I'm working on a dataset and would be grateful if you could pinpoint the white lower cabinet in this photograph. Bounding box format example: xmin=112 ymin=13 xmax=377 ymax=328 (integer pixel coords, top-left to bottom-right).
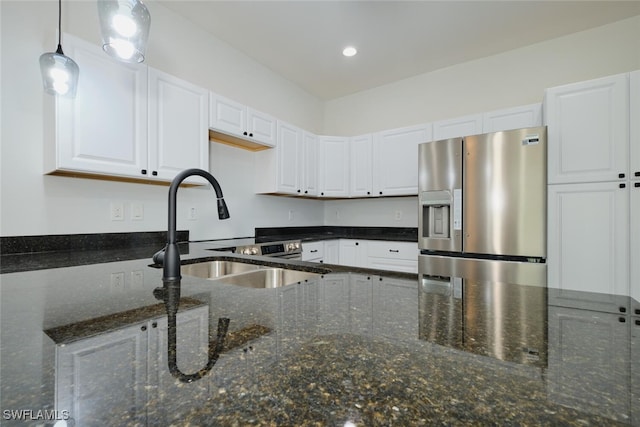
xmin=323 ymin=240 xmax=340 ymax=264
xmin=338 ymin=239 xmax=368 ymax=268
xmin=547 ymin=182 xmax=629 ymax=308
xmin=632 ymin=180 xmax=640 ymax=315
xmin=547 ymin=306 xmax=630 ymax=423
xmin=301 ymin=241 xmax=324 ymax=262
xmin=55 ymin=306 xmax=209 ymax=426
xmin=367 ymin=241 xmax=418 ymax=273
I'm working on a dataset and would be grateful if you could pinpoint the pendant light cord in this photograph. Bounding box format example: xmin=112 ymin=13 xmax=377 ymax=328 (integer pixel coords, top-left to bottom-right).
xmin=55 ymin=0 xmax=64 ymax=55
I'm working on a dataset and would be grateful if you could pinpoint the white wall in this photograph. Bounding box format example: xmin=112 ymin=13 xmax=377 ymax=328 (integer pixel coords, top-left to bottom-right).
xmin=0 ymin=0 xmax=323 ymax=240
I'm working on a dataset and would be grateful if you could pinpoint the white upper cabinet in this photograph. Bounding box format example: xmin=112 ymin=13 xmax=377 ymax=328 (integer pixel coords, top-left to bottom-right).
xmin=373 ymin=124 xmax=432 ymax=196
xmin=318 ymin=136 xmax=350 ymax=197
xmin=482 ymin=103 xmax=542 ymax=133
xmin=148 ymin=68 xmax=209 ymax=184
xmin=44 ymin=34 xmax=148 ymax=178
xmin=209 ymin=93 xmax=276 ymax=148
xmin=631 ymin=70 xmax=640 ymax=180
xmin=302 ymin=131 xmax=319 ymax=196
xmin=255 ymin=121 xmax=304 ymax=195
xmin=545 ymin=73 xmax=629 ymax=184
xmin=277 ymin=121 xmax=303 ymax=194
xmin=350 ymin=134 xmax=374 ymax=197
xmin=432 ymin=114 xmax=483 ymax=140
xmin=44 ymin=34 xmax=209 ymax=184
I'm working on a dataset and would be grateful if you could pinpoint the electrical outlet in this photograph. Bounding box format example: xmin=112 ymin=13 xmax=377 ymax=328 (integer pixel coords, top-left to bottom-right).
xmin=131 ymin=202 xmax=144 ymax=220
xmin=131 ymin=270 xmax=144 ymax=289
xmin=110 ymin=202 xmax=124 ymax=221
xmin=288 ymin=210 xmax=294 ymax=221
xmin=188 ymin=207 xmax=197 ymax=220
xmin=110 ymin=272 xmax=125 ymax=292
xmin=394 ymin=210 xmax=402 ymax=221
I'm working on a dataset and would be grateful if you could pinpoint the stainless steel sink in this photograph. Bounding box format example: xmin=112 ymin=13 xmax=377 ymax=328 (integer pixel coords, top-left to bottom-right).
xmin=219 ymin=268 xmax=319 ymax=289
xmin=181 ymin=260 xmax=261 ymax=279
xmin=181 ymin=260 xmax=320 ymax=289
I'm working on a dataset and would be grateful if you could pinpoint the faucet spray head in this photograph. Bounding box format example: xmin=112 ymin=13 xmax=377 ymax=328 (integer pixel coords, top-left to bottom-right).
xmin=217 ymin=198 xmax=230 ymax=220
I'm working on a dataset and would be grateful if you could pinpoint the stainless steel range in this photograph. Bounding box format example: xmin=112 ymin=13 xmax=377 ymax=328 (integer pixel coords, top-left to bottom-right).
xmin=206 ymin=238 xmax=302 ymax=260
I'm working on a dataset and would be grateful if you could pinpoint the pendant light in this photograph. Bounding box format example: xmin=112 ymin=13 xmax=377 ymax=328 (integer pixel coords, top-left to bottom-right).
xmin=97 ymin=0 xmax=150 ymax=63
xmin=39 ymin=0 xmax=79 ymax=98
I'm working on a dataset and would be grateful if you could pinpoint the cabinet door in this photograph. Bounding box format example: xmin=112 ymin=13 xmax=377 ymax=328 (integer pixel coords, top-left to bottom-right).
xmin=482 ymin=103 xmax=542 ymax=133
xmin=547 ymin=182 xmax=629 ymax=301
xmin=247 ymin=108 xmax=277 ymax=147
xmin=323 ymin=240 xmax=340 ymax=264
xmin=302 ymin=132 xmax=318 ymax=196
xmin=276 ymin=122 xmax=302 ymax=194
xmin=338 ymin=240 xmax=367 ymax=268
xmin=545 ymin=73 xmax=629 ymax=184
xmin=148 ymin=68 xmax=209 ymax=184
xmin=432 ymin=114 xmax=483 ymax=140
xmin=350 ymin=134 xmax=373 ymax=197
xmin=209 ymin=93 xmax=246 ymax=137
xmin=55 ymin=324 xmax=148 ymax=426
xmin=318 ymin=136 xmax=349 ymax=197
xmin=367 ymin=241 xmax=419 ymax=273
xmin=547 ymin=306 xmax=630 ymax=422
xmin=301 ymin=241 xmax=324 ymax=262
xmin=631 ymin=70 xmax=640 ymax=180
xmin=45 ymin=34 xmax=148 ymax=178
xmin=631 ymin=181 xmax=640 ymax=314
xmin=373 ymin=124 xmax=431 ymax=196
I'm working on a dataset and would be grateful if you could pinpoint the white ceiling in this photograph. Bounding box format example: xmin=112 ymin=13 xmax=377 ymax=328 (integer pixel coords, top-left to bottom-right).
xmin=158 ymin=1 xmax=640 ymax=100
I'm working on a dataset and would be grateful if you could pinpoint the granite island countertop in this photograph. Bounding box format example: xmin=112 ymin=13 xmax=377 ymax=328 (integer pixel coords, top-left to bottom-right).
xmin=1 ymin=242 xmax=638 ymax=426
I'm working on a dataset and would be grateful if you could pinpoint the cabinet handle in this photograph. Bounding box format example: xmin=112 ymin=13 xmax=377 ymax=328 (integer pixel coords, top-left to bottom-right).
xmin=635 ymin=171 xmax=640 ymax=177
xmin=355 ymin=242 xmax=359 ymax=246
xmin=249 ymin=133 xmax=253 ymax=137
xmin=310 ymin=249 xmax=318 ymax=253
xmin=243 ymin=131 xmax=248 ymax=136
xmin=305 ymin=190 xmax=308 ymax=194
xmin=379 ymin=191 xmax=383 ymax=195
xmin=141 ymin=169 xmax=147 ymax=175
xmin=297 ymin=189 xmax=301 ymax=193
xmin=389 ymin=249 xmax=399 ymax=253
xmin=321 ymin=192 xmax=324 ymax=196
xmin=619 ymin=306 xmax=627 ymax=313
xmin=367 ymin=191 xmax=370 ymax=195
xmin=618 ymin=317 xmax=626 ymax=323
xmin=619 ymin=183 xmax=626 ymax=189
xmin=635 ymin=308 xmax=640 ymax=315
xmin=618 ymin=173 xmax=625 ymax=179
xmin=636 ymin=319 xmax=640 ymax=326
xmin=141 ymin=325 xmax=147 ymax=331
xmin=635 ymin=182 xmax=640 ymax=188
xmin=152 ymin=171 xmax=158 ymax=176
xmin=152 ymin=322 xmax=158 ymax=328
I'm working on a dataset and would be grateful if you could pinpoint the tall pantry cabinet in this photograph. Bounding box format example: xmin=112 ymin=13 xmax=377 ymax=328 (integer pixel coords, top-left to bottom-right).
xmin=546 ymin=71 xmax=639 ymax=311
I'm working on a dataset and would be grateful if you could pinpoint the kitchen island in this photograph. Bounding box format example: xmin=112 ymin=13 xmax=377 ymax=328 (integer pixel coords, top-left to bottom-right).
xmin=1 ymin=242 xmax=637 ymax=426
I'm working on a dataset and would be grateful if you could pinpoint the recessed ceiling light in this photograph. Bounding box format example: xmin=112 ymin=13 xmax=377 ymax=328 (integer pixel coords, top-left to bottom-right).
xmin=342 ymin=46 xmax=357 ymax=57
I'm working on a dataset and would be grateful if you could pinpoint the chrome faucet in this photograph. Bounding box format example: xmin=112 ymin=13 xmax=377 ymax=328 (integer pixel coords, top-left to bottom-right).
xmin=153 ymin=168 xmax=230 ymax=282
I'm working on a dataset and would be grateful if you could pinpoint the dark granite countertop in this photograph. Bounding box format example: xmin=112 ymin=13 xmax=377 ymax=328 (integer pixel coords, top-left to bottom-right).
xmin=1 ymin=241 xmax=638 ymax=426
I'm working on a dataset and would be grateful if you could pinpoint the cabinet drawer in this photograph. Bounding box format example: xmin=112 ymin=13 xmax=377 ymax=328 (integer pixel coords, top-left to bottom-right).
xmin=367 ymin=241 xmax=418 ymax=260
xmin=302 ymin=241 xmax=324 ymax=261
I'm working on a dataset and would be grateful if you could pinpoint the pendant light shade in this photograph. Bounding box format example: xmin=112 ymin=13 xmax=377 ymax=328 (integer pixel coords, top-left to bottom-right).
xmin=39 ymin=0 xmax=79 ymax=98
xmin=98 ymin=0 xmax=150 ymax=63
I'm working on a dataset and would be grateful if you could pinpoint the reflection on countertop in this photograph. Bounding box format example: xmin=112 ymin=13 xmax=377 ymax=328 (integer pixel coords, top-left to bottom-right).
xmin=0 ymin=242 xmax=638 ymax=426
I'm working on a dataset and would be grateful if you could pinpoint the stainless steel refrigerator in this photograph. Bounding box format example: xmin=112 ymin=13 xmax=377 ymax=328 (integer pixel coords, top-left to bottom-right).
xmin=418 ymin=126 xmax=547 ymax=286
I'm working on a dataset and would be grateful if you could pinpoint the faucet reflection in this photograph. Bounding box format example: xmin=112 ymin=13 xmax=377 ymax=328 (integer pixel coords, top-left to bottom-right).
xmin=153 ymin=281 xmax=230 ymax=383
xmin=153 ymin=168 xmax=230 ymax=282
